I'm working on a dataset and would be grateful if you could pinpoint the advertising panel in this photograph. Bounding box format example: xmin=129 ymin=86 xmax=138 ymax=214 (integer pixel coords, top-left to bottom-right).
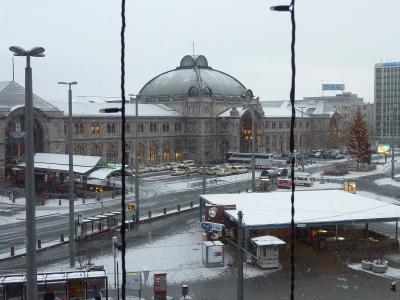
xmin=322 ymin=83 xmax=345 ymax=91
xmin=127 ymin=272 xmax=142 ymax=291
xmin=207 ymin=244 xmax=224 ymax=264
xmin=154 ymin=273 xmax=167 ymax=300
xmin=377 ymin=144 xmax=390 ymax=154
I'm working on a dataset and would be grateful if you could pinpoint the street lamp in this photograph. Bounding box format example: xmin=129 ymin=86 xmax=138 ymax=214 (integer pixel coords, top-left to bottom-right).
xmin=245 ymin=89 xmax=256 ymax=192
xmin=128 ymin=94 xmax=140 ymax=223
xmin=9 ymin=45 xmax=45 ymax=300
xmin=58 ymin=81 xmax=77 ymax=267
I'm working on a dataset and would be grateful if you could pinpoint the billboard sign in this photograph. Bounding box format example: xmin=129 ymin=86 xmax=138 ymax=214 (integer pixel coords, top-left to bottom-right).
xmin=383 ymin=62 xmax=400 ymax=67
xmin=322 ymin=84 xmax=345 ymax=91
xmin=126 ymin=272 xmax=141 ymax=291
xmin=377 ymin=144 xmax=390 ymax=154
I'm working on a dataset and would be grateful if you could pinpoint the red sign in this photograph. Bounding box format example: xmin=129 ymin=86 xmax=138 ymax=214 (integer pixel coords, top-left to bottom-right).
xmin=154 ymin=273 xmax=167 ymax=300
xmin=205 ymin=204 xmax=236 ymax=223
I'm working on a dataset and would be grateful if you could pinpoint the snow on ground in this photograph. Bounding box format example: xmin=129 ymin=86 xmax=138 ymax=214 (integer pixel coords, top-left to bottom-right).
xmin=46 ymin=219 xmax=275 ymax=287
xmin=375 ymin=177 xmax=400 ymax=188
xmin=348 ymin=263 xmax=400 ymax=279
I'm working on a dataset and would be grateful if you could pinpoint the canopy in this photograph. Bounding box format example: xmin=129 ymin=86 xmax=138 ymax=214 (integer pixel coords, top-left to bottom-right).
xmin=201 ymin=190 xmax=400 ymax=229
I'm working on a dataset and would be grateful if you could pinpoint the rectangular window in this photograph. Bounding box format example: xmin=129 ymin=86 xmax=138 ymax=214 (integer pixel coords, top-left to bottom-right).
xmin=91 ymin=123 xmax=101 ymax=134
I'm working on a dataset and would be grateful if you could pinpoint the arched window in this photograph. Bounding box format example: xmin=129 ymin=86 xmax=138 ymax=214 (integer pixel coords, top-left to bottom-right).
xmin=138 ymin=143 xmax=145 ymax=162
xmin=174 ymin=142 xmax=182 ymax=160
xmin=74 ymin=144 xmax=85 ymax=154
xmin=91 ymin=144 xmax=101 ymax=156
xmin=162 ymin=143 xmax=170 ymax=161
xmin=107 ymin=143 xmax=118 ymax=162
xmin=149 ymin=142 xmax=158 ymax=162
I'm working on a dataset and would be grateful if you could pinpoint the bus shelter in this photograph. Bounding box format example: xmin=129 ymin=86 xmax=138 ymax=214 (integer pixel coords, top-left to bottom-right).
xmin=0 ymin=270 xmax=108 ymax=299
xmin=200 ymin=190 xmax=400 ymax=253
xmin=76 ymin=212 xmax=122 ymax=239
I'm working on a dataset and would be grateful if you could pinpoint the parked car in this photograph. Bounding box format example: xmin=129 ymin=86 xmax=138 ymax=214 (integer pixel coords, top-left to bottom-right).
xmin=184 ymin=166 xmax=199 ymax=175
xmin=206 ymin=167 xmax=221 ymax=175
xmin=277 ymin=178 xmax=292 ymax=189
xmin=215 ymin=166 xmax=233 ymax=176
xmin=276 ymin=167 xmax=289 ymax=177
xmin=171 ymin=168 xmax=186 ymax=176
xmin=179 ymin=160 xmax=195 ymax=168
xmin=335 ymin=153 xmax=345 ymax=159
xmin=294 ymin=172 xmax=313 ymax=187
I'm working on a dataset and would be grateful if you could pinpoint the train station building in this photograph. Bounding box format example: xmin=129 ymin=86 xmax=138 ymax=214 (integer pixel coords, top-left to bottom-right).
xmin=0 ymin=54 xmax=347 ymax=182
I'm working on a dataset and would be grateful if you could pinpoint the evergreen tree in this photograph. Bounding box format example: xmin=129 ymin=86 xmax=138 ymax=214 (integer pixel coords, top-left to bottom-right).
xmin=346 ymin=107 xmax=371 ymax=166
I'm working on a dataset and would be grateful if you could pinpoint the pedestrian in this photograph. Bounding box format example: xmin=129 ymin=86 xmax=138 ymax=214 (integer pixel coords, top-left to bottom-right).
xmin=44 ymin=287 xmax=55 ymax=300
xmin=93 ymin=285 xmax=102 ymax=300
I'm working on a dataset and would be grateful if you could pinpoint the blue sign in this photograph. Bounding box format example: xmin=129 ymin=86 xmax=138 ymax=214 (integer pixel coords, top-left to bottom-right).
xmin=201 ymin=222 xmax=224 ymax=232
xmin=383 ymin=62 xmax=400 ymax=67
xmin=322 ymin=84 xmax=345 ymax=91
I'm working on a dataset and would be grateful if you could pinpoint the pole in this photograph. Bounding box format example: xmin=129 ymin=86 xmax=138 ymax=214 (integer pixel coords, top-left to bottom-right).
xmin=391 ymin=142 xmax=395 ymax=179
xmin=112 ymin=236 xmax=117 ymax=288
xmin=25 ymin=55 xmax=38 ymax=300
xmin=237 ymin=210 xmax=243 ymax=300
xmin=117 ymin=261 xmax=120 ymax=300
xmin=68 ymin=84 xmax=75 ymax=267
xmin=135 ymin=96 xmax=139 ymax=223
xmin=251 ymin=104 xmax=255 ymax=192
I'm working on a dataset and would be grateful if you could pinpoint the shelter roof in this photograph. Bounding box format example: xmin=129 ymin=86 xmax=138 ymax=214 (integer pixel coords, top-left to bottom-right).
xmin=201 ymin=190 xmax=400 ymax=229
xmin=18 ymin=153 xmax=103 ymax=174
xmin=251 ymin=235 xmax=286 ymax=246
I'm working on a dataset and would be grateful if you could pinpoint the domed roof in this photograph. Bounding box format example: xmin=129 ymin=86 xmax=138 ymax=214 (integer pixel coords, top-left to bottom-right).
xmin=139 ymin=55 xmax=246 ymax=98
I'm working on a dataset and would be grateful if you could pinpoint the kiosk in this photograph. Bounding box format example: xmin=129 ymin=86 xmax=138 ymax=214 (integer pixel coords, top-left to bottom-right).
xmin=251 ymin=235 xmax=286 ymax=269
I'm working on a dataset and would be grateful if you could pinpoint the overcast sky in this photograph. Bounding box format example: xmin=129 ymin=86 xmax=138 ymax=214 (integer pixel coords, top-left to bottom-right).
xmin=1 ymin=0 xmax=399 ymax=103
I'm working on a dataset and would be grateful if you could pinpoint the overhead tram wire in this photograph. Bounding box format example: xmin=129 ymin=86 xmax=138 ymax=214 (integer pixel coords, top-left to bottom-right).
xmin=120 ymin=0 xmax=127 ymax=299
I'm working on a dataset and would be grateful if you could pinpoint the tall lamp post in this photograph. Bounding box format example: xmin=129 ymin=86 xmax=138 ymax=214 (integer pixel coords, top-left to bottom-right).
xmin=129 ymin=94 xmax=140 ymax=223
xmin=245 ymin=89 xmax=256 ymax=191
xmin=9 ymin=45 xmax=45 ymax=300
xmin=58 ymin=81 xmax=77 ymax=267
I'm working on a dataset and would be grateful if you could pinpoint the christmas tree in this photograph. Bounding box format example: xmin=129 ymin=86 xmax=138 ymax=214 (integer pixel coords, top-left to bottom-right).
xmin=346 ymin=107 xmax=371 ymax=167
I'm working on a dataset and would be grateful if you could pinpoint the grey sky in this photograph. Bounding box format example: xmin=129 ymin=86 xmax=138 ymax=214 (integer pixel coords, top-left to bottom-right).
xmin=1 ymin=0 xmax=399 ymax=103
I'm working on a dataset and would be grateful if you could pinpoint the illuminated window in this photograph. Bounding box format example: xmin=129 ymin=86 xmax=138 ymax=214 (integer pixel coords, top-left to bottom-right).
xmin=162 ymin=143 xmax=170 ymax=160
xmin=91 ymin=123 xmax=101 ymax=134
xmin=91 ymin=144 xmax=101 ymax=155
xmin=149 ymin=142 xmax=158 ymax=161
xmin=74 ymin=144 xmax=85 ymax=154
xmin=174 ymin=142 xmax=182 ymax=160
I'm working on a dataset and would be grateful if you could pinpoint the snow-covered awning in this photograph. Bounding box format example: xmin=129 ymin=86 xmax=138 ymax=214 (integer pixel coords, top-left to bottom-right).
xmin=18 ymin=153 xmax=103 ymax=174
xmin=87 ymin=168 xmax=120 ymax=180
xmin=251 ymin=235 xmax=286 ymax=246
xmin=201 ymin=190 xmax=400 ymax=229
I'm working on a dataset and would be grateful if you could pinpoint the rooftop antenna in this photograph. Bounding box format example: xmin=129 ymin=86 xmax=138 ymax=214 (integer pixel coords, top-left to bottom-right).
xmin=192 ymin=40 xmax=195 ymax=56
xmin=12 ymin=56 xmax=15 ymax=81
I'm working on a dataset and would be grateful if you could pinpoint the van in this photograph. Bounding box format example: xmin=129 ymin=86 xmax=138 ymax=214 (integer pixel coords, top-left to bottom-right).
xmin=179 ymin=160 xmax=195 ymax=168
xmin=294 ymin=172 xmax=313 ymax=187
xmin=230 ymin=165 xmax=248 ymax=174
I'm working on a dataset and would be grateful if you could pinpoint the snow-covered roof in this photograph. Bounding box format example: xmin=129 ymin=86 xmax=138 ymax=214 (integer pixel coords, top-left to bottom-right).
xmin=251 ymin=235 xmax=286 ymax=246
xmin=261 ymin=100 xmax=335 ymax=118
xmin=49 ymin=101 xmax=183 ymax=117
xmin=200 ymin=190 xmax=400 ymax=229
xmin=87 ymin=167 xmax=121 ymax=180
xmin=18 ymin=153 xmax=103 ymax=174
xmin=0 ymin=271 xmax=107 ymax=284
xmin=218 ymin=107 xmax=248 ymax=117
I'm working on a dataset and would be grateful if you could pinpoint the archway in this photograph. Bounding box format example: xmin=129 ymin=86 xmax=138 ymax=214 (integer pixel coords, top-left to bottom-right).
xmin=5 ymin=115 xmax=44 ymax=181
xmin=239 ymin=110 xmax=254 ymax=153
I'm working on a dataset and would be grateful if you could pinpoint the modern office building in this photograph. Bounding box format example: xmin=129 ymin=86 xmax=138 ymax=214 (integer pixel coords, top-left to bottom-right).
xmin=375 ymin=62 xmax=400 ymax=144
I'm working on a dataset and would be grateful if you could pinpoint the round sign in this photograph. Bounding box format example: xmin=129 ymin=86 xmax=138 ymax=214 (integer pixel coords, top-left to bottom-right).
xmin=208 ymin=207 xmax=218 ymax=218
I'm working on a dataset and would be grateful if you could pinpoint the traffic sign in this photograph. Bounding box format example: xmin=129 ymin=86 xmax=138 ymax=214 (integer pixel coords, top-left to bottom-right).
xmin=127 ymin=203 xmax=136 ymax=211
xmin=201 ymin=222 xmax=224 ymax=232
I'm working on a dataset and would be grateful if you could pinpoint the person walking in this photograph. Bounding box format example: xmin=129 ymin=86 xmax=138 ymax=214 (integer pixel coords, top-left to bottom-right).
xmin=43 ymin=287 xmax=55 ymax=300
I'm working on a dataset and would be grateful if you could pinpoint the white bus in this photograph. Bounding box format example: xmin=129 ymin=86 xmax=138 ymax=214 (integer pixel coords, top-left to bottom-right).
xmin=226 ymin=152 xmax=274 ymax=169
